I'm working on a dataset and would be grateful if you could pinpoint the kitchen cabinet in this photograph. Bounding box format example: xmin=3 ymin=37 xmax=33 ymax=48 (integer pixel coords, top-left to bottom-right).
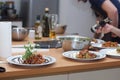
xmin=69 ymin=68 xmax=120 ymax=80
xmin=16 ymin=74 xmax=68 ymax=80
xmin=7 ymin=68 xmax=120 ymax=80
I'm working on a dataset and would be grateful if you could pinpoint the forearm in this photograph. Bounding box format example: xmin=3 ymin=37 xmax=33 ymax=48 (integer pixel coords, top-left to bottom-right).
xmin=110 ymin=26 xmax=120 ymax=37
xmin=101 ymin=0 xmax=119 ymax=27
xmin=107 ymin=11 xmax=118 ymax=27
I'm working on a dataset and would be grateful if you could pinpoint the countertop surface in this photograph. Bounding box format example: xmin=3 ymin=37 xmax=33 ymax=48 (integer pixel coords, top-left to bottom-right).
xmin=0 ymin=38 xmax=120 ymax=79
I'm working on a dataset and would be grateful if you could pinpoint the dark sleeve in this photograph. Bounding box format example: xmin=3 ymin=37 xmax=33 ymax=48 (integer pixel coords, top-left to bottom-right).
xmin=89 ymin=0 xmax=107 ymax=18
xmin=110 ymin=0 xmax=120 ymax=13
xmin=89 ymin=0 xmax=105 ymax=8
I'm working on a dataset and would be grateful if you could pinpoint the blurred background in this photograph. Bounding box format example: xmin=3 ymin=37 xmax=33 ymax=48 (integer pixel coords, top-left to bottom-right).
xmin=0 ymin=0 xmax=96 ymax=38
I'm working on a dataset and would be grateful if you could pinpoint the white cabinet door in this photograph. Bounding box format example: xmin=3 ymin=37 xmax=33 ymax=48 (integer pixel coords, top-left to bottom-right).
xmin=69 ymin=68 xmax=120 ymax=80
xmin=16 ymin=74 xmax=68 ymax=80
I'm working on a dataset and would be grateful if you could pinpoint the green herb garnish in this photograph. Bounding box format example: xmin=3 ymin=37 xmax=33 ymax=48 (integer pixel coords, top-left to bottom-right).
xmin=22 ymin=42 xmax=34 ymax=60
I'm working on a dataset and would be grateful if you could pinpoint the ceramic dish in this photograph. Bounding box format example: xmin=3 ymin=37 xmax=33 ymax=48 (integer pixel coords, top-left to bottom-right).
xmin=62 ymin=51 xmax=106 ymax=61
xmin=91 ymin=39 xmax=105 ymax=44
xmin=100 ymin=49 xmax=120 ymax=58
xmin=7 ymin=55 xmax=56 ymax=67
xmin=91 ymin=43 xmax=120 ymax=49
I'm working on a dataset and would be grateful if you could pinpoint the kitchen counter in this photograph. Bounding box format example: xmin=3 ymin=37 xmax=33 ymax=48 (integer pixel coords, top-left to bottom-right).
xmin=0 ymin=38 xmax=120 ymax=79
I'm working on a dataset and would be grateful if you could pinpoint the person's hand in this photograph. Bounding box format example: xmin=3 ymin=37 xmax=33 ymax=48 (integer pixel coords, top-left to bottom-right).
xmin=101 ymin=24 xmax=112 ymax=33
xmin=96 ymin=24 xmax=113 ymax=34
xmin=103 ymin=24 xmax=117 ymax=37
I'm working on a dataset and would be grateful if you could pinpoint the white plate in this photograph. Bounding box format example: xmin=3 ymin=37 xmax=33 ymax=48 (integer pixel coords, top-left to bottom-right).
xmin=7 ymin=55 xmax=56 ymax=67
xmin=91 ymin=39 xmax=105 ymax=44
xmin=91 ymin=43 xmax=120 ymax=49
xmin=100 ymin=49 xmax=120 ymax=58
xmin=62 ymin=51 xmax=106 ymax=61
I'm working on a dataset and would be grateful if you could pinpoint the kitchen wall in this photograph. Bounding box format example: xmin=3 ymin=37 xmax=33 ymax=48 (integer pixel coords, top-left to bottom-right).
xmin=59 ymin=0 xmax=96 ymax=38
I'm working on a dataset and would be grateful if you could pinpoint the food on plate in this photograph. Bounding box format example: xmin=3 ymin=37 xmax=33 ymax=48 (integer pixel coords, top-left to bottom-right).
xmin=102 ymin=41 xmax=118 ymax=47
xmin=82 ymin=44 xmax=101 ymax=51
xmin=91 ymin=38 xmax=98 ymax=43
xmin=23 ymin=54 xmax=46 ymax=64
xmin=88 ymin=46 xmax=101 ymax=51
xmin=76 ymin=49 xmax=97 ymax=59
xmin=22 ymin=43 xmax=46 ymax=64
xmin=116 ymin=47 xmax=120 ymax=53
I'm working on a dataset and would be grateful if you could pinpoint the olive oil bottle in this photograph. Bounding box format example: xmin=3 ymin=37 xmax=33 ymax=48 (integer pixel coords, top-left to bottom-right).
xmin=42 ymin=8 xmax=50 ymax=37
xmin=34 ymin=15 xmax=42 ymax=39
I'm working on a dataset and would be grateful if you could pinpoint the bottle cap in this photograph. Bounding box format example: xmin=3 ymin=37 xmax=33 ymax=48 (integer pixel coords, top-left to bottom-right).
xmin=45 ymin=8 xmax=49 ymax=11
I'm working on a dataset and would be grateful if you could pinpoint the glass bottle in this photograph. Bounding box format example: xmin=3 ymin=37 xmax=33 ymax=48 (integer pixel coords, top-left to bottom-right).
xmin=34 ymin=15 xmax=42 ymax=39
xmin=42 ymin=8 xmax=50 ymax=37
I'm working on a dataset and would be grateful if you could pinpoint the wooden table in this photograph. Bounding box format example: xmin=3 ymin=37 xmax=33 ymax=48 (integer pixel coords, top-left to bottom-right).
xmin=0 ymin=38 xmax=120 ymax=79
